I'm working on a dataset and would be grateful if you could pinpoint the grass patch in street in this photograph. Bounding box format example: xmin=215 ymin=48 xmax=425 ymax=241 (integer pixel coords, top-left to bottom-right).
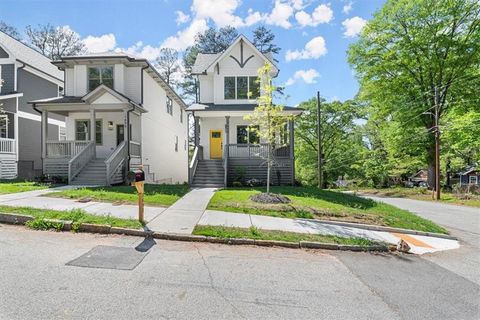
xmin=0 ymin=205 xmax=142 ymax=230
xmin=0 ymin=180 xmax=53 ymax=194
xmin=193 ymin=225 xmax=378 ymax=247
xmin=46 ymin=184 xmax=190 ymax=207
xmin=355 ymin=187 xmax=480 ymax=208
xmin=208 ymin=186 xmax=448 ymax=234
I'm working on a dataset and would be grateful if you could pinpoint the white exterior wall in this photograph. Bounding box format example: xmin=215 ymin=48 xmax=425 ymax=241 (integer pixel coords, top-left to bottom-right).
xmin=65 ymin=111 xmax=125 ymax=159
xmin=199 ymin=74 xmax=214 ymax=103
xmin=124 ymin=66 xmax=141 ymax=104
xmin=141 ymin=72 xmax=188 ymax=183
xmin=199 ymin=116 xmax=260 ymax=160
xmin=114 ymin=64 xmax=125 ymax=93
xmin=73 ymin=65 xmax=87 ymax=96
xmin=65 ymin=67 xmax=74 ymax=96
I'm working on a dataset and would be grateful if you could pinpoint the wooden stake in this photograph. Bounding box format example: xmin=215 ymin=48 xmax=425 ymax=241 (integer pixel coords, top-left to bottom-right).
xmin=138 ymin=192 xmax=144 ymax=223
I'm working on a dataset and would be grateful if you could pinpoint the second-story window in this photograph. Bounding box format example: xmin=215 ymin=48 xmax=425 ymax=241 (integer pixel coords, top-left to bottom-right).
xmin=166 ymin=96 xmax=173 ymax=115
xmin=88 ymin=66 xmax=114 ymax=92
xmin=224 ymin=77 xmax=236 ymax=100
xmin=180 ymin=108 xmax=183 ymax=123
xmin=224 ymin=76 xmax=260 ymax=100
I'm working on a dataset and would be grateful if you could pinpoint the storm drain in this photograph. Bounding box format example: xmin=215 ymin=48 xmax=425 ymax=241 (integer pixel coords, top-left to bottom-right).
xmin=66 ymin=245 xmax=149 ymax=270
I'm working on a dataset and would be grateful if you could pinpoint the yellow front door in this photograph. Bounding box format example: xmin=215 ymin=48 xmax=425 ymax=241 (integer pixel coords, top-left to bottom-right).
xmin=210 ymin=130 xmax=223 ymax=159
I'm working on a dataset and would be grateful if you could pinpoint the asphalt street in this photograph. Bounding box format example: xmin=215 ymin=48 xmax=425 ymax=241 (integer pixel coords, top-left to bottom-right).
xmin=0 ymin=197 xmax=479 ymax=319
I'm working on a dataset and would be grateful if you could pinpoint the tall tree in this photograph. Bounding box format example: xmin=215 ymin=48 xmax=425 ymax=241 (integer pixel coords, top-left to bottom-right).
xmin=252 ymin=26 xmax=281 ymax=56
xmin=180 ymin=26 xmax=239 ymax=101
xmin=25 ymin=24 xmax=86 ymax=60
xmin=348 ymin=0 xmax=480 ymax=187
xmin=155 ymin=47 xmax=180 ymax=86
xmin=0 ymin=21 xmax=20 ymax=39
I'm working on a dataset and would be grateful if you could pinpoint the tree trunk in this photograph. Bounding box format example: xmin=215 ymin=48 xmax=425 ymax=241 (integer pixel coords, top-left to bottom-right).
xmin=426 ymin=142 xmax=436 ymax=189
xmin=267 ymin=145 xmax=271 ymax=193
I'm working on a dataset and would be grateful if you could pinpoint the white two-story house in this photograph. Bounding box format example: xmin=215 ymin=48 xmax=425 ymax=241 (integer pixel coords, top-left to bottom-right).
xmin=188 ymin=35 xmax=302 ymax=187
xmin=30 ymin=52 xmax=188 ymax=185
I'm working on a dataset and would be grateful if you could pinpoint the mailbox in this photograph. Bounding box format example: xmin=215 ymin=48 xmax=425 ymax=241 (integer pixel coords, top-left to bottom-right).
xmin=127 ymin=169 xmax=145 ymax=183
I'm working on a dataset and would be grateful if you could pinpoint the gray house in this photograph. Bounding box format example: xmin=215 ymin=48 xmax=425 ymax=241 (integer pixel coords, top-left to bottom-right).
xmin=0 ymin=31 xmax=64 ymax=179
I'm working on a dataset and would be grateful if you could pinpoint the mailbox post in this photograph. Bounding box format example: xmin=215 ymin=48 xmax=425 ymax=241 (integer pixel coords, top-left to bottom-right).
xmin=127 ymin=166 xmax=145 ymax=223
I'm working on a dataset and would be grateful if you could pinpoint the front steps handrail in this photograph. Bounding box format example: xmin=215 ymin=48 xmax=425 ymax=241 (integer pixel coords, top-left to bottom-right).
xmin=68 ymin=141 xmax=95 ymax=184
xmin=105 ymin=140 xmax=127 ymax=185
xmin=189 ymin=145 xmax=203 ymax=184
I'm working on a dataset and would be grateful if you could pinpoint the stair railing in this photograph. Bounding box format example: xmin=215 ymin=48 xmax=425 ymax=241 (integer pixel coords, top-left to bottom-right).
xmin=189 ymin=145 xmax=203 ymax=184
xmin=68 ymin=141 xmax=95 ymax=184
xmin=223 ymin=144 xmax=229 ymax=187
xmin=105 ymin=141 xmax=128 ymax=186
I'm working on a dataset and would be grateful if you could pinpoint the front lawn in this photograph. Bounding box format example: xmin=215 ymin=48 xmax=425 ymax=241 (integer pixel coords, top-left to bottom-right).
xmin=208 ymin=187 xmax=447 ymax=234
xmin=46 ymin=184 xmax=190 ymax=207
xmin=0 ymin=205 xmax=142 ymax=229
xmin=355 ymin=187 xmax=480 ymax=208
xmin=0 ymin=180 xmax=52 ymax=194
xmin=193 ymin=225 xmax=378 ymax=247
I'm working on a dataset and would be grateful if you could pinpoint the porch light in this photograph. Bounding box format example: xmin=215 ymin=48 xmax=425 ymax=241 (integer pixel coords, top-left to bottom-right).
xmin=108 ymin=121 xmax=114 ymax=130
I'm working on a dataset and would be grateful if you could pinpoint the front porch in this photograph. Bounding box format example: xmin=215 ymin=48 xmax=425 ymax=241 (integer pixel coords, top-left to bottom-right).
xmin=32 ymin=86 xmax=145 ymax=185
xmin=0 ymin=95 xmax=20 ymax=179
xmin=187 ymin=105 xmax=300 ymax=187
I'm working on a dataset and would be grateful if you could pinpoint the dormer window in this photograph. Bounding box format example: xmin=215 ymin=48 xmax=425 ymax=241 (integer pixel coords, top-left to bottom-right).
xmin=224 ymin=76 xmax=260 ymax=100
xmin=88 ymin=66 xmax=113 ymax=92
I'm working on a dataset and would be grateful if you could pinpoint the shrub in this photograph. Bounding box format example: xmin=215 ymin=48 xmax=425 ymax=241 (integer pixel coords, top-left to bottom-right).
xmin=232 ymin=181 xmax=243 ymax=187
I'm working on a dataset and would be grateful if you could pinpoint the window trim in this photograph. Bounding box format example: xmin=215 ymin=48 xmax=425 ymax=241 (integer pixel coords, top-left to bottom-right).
xmin=87 ymin=66 xmax=114 ymax=92
xmin=224 ymin=76 xmax=260 ymax=100
xmin=0 ymin=114 xmax=8 ymax=139
xmin=224 ymin=76 xmax=236 ymax=100
xmin=75 ymin=119 xmax=103 ymax=145
xmin=469 ymin=175 xmax=478 ymax=185
xmin=236 ymin=125 xmax=260 ymax=144
xmin=166 ymin=96 xmax=173 ymax=115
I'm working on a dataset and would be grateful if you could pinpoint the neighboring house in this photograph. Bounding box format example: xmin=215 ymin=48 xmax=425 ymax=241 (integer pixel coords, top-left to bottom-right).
xmin=459 ymin=166 xmax=479 ymax=186
xmin=0 ymin=31 xmax=64 ymax=179
xmin=188 ymin=35 xmax=303 ymax=187
xmin=30 ymin=52 xmax=188 ymax=185
xmin=408 ymin=169 xmax=428 ymax=187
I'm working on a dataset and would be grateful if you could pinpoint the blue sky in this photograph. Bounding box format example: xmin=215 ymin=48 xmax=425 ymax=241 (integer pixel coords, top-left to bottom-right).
xmin=1 ymin=0 xmax=386 ymax=105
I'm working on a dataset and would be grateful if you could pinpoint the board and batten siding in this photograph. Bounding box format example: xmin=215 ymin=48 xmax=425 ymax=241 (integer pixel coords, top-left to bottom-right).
xmin=0 ymin=63 xmax=15 ymax=93
xmin=141 ymin=71 xmax=188 ymax=183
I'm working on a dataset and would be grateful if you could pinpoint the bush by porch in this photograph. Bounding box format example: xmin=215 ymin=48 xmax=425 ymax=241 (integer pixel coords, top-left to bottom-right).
xmin=46 ymin=184 xmax=190 ymax=207
xmin=207 ymin=186 xmax=447 ymax=234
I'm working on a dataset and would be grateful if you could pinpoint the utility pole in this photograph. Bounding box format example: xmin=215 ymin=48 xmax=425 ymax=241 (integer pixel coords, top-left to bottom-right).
xmin=317 ymin=91 xmax=323 ymax=189
xmin=434 ymin=86 xmax=441 ymax=200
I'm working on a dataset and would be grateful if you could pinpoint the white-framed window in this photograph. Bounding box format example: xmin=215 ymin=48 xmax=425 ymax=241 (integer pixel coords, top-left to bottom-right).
xmin=174 ymin=135 xmax=178 ymax=152
xmin=59 ymin=126 xmax=67 ymax=141
xmin=180 ymin=108 xmax=183 ymax=123
xmin=224 ymin=76 xmax=259 ymax=100
xmin=166 ymin=96 xmax=173 ymax=115
xmin=469 ymin=176 xmax=478 ymax=185
xmin=75 ymin=119 xmax=103 ymax=144
xmin=236 ymin=125 xmax=259 ymax=144
xmin=88 ymin=66 xmax=114 ymax=92
xmin=0 ymin=114 xmax=8 ymax=138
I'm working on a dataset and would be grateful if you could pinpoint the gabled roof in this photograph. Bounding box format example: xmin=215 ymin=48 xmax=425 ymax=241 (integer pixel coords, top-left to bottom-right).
xmin=460 ymin=166 xmax=478 ymax=175
xmin=192 ymin=34 xmax=278 ymax=75
xmin=0 ymin=30 xmax=63 ymax=81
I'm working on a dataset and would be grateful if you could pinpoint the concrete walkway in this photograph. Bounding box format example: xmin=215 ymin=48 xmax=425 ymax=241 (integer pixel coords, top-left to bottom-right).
xmin=146 ymin=188 xmax=216 ymax=234
xmin=198 ymin=210 xmax=460 ymax=254
xmin=0 ymin=187 xmax=165 ymax=222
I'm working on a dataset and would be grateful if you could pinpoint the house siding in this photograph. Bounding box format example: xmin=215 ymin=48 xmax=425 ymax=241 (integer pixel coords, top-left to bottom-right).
xmin=0 ymin=63 xmax=15 ymax=93
xmin=0 ymin=46 xmax=9 ymax=58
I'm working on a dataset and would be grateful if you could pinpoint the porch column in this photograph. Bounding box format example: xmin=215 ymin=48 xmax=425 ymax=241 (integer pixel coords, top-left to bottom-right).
xmin=289 ymin=119 xmax=295 ymax=185
xmin=224 ymin=116 xmax=230 ymax=187
xmin=41 ymin=110 xmax=48 ymax=159
xmin=90 ymin=108 xmax=96 ymax=158
xmin=194 ymin=116 xmax=200 ymax=147
xmin=225 ymin=116 xmax=230 ymax=151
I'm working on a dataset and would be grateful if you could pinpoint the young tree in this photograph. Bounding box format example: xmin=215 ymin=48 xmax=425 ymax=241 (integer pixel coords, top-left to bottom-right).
xmin=0 ymin=21 xmax=20 ymax=39
xmin=252 ymin=26 xmax=281 ymax=56
xmin=348 ymin=0 xmax=480 ymax=187
xmin=244 ymin=63 xmax=292 ymax=193
xmin=25 ymin=24 xmax=86 ymax=60
xmin=155 ymin=47 xmax=180 ymax=86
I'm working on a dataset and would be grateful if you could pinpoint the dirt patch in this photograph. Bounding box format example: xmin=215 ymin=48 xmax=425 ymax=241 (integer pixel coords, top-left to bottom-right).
xmin=250 ymin=193 xmax=292 ymax=204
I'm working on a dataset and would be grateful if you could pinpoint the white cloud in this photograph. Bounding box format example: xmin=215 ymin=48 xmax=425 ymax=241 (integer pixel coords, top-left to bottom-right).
xmin=295 ymin=4 xmax=333 ymax=27
xmin=342 ymin=16 xmax=367 ymax=37
xmin=285 ymin=36 xmax=327 ymax=61
xmin=191 ymin=0 xmax=245 ymax=27
xmin=161 ymin=18 xmax=209 ymax=51
xmin=265 ymin=0 xmax=295 ymax=29
xmin=343 ymin=2 xmax=353 ymax=14
xmin=175 ymin=10 xmax=190 ymax=25
xmin=285 ymin=69 xmax=320 ymax=86
xmin=83 ymin=33 xmax=117 ymax=53
xmin=245 ymin=9 xmax=264 ymax=26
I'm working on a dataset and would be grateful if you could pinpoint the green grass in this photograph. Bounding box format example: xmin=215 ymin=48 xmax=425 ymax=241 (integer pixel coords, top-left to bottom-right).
xmin=46 ymin=184 xmax=190 ymax=207
xmin=0 ymin=205 xmax=142 ymax=230
xmin=355 ymin=187 xmax=480 ymax=208
xmin=0 ymin=180 xmax=52 ymax=194
xmin=208 ymin=186 xmax=448 ymax=234
xmin=193 ymin=225 xmax=378 ymax=247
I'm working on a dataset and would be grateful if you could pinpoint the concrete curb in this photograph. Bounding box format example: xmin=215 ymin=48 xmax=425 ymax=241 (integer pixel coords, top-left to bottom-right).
xmin=0 ymin=213 xmax=390 ymax=253
xmin=296 ymin=218 xmax=457 ymax=240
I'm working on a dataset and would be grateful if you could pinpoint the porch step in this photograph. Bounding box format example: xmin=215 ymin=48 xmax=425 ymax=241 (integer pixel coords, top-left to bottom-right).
xmin=192 ymin=160 xmax=225 ymax=187
xmin=71 ymin=158 xmax=108 ymax=186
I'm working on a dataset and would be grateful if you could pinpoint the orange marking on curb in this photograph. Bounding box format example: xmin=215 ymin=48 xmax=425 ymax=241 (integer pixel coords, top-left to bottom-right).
xmin=391 ymin=233 xmax=434 ymax=249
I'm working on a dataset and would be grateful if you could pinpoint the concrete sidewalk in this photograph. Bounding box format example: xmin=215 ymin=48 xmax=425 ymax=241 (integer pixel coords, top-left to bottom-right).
xmin=198 ymin=210 xmax=460 ymax=254
xmin=0 ymin=187 xmax=165 ymax=222
xmin=146 ymin=188 xmax=216 ymax=234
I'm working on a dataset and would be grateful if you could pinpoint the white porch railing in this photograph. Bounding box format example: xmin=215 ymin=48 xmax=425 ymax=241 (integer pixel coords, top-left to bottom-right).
xmin=105 ymin=141 xmax=128 ymax=185
xmin=68 ymin=141 xmax=95 ymax=184
xmin=189 ymin=145 xmax=203 ymax=184
xmin=129 ymin=140 xmax=141 ymax=158
xmin=0 ymin=138 xmax=16 ymax=154
xmin=46 ymin=140 xmax=90 ymax=158
xmin=227 ymin=144 xmax=290 ymax=159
